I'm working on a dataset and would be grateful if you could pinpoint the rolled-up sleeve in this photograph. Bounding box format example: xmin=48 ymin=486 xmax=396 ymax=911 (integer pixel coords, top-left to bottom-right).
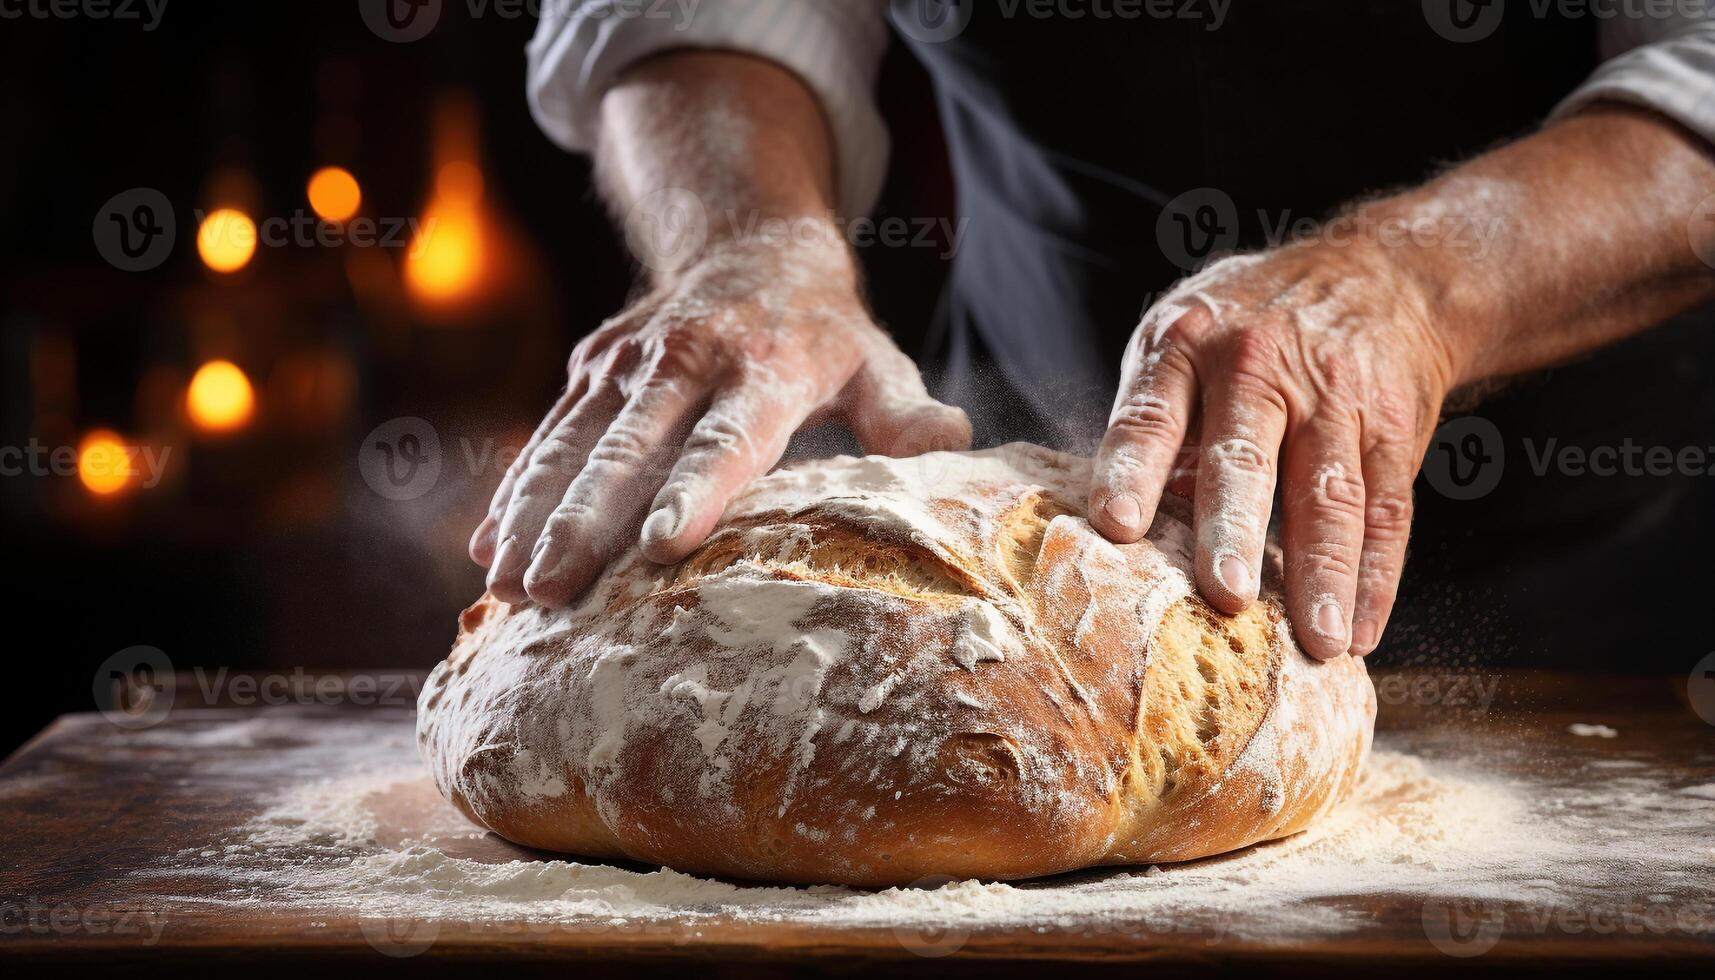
xmin=1550 ymin=9 xmax=1715 ymax=147
xmin=527 ymin=0 xmax=892 ymax=216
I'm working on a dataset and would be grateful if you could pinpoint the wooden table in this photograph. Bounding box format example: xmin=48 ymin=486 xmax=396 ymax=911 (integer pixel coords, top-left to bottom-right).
xmin=2 ymin=669 xmax=1712 ymax=976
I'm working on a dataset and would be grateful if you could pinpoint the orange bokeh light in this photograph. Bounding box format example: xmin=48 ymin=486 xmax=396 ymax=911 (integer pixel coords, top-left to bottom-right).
xmin=77 ymin=430 xmax=134 ymax=496
xmin=197 ymin=208 xmax=257 ymax=273
xmin=307 ymin=166 xmax=362 ymax=222
xmin=186 ymin=359 xmax=255 ymax=433
xmin=406 ymin=164 xmax=486 ymax=304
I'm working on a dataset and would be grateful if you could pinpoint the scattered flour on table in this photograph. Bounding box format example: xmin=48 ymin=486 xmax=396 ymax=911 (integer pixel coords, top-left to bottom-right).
xmin=136 ymin=735 xmax=1715 ymax=939
xmin=1568 ymin=723 xmax=1619 ymax=739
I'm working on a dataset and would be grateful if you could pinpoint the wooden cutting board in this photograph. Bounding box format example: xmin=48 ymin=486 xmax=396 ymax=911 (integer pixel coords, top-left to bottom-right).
xmin=1 ymin=669 xmax=1711 ymax=976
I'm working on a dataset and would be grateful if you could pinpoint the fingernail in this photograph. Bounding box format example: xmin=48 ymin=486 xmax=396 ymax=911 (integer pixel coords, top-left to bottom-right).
xmin=489 ymin=537 xmax=526 ymax=581
xmin=1316 ymin=600 xmax=1346 ymax=640
xmin=1351 ymin=618 xmax=1379 ymax=653
xmin=642 ymin=505 xmax=681 ymax=545
xmin=470 ymin=516 xmax=497 ymax=557
xmin=1103 ymin=491 xmax=1143 ymax=531
xmin=1217 ymin=554 xmax=1251 ymax=597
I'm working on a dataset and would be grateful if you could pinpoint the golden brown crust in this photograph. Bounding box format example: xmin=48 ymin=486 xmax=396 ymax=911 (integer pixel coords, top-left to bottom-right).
xmin=418 ymin=446 xmax=1375 ymax=885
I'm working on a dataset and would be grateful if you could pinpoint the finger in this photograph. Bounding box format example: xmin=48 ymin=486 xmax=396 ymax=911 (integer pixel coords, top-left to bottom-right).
xmin=485 ymin=382 xmax=626 ymax=602
xmin=469 ymin=375 xmax=588 ymax=566
xmin=842 ymin=341 xmax=971 ymax=457
xmin=522 ymin=375 xmax=709 ymax=606
xmin=640 ymin=376 xmax=814 ymax=564
xmin=1192 ymin=363 xmax=1288 ymax=615
xmin=1349 ymin=430 xmax=1418 ymax=656
xmin=1281 ymin=413 xmax=1365 ymax=659
xmin=473 ymin=305 xmax=659 ymax=567
xmin=1090 ymin=317 xmax=1198 ymax=543
xmin=1166 ymin=441 xmax=1200 ymax=499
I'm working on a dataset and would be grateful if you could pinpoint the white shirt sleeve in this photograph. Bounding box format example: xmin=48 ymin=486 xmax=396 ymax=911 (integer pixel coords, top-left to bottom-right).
xmin=1550 ymin=10 xmax=1715 ymax=147
xmin=527 ymin=0 xmax=892 ymax=217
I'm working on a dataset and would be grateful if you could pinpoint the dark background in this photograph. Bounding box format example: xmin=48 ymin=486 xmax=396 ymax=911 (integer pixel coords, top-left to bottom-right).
xmin=0 ymin=3 xmax=958 ymax=755
xmin=2 ymin=3 xmax=1712 ymax=757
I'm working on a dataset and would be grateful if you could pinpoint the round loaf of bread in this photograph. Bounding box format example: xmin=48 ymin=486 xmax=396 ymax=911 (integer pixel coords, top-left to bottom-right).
xmin=418 ymin=444 xmax=1375 ymax=886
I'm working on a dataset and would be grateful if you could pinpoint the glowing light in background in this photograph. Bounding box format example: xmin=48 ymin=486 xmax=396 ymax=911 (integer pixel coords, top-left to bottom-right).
xmin=307 ymin=166 xmax=362 ymax=222
xmin=78 ymin=430 xmax=134 ymax=496
xmin=197 ymin=208 xmax=257 ymax=273
xmin=186 ymin=359 xmax=255 ymax=433
xmin=436 ymin=160 xmax=483 ymax=202
xmin=406 ymin=163 xmax=486 ymax=303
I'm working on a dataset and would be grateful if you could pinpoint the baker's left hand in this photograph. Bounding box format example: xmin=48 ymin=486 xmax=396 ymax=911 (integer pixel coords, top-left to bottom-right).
xmin=1089 ymin=242 xmax=1458 ymax=659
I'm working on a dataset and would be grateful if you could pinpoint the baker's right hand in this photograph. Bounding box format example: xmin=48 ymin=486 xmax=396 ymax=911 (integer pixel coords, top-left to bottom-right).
xmin=470 ymin=240 xmax=972 ymax=607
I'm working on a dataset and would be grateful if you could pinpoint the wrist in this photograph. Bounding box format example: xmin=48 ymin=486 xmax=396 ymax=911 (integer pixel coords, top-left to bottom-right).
xmin=626 ymin=192 xmax=858 ymax=289
xmin=671 ymin=219 xmax=860 ymax=291
xmin=1334 ymin=193 xmax=1501 ymax=390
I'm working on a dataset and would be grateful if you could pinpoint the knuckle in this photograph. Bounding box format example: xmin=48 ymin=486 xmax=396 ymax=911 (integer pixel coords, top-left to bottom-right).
xmin=1142 ymin=316 xmax=1202 ymax=366
xmin=684 ymin=412 xmax=755 ymax=463
xmin=1306 ymin=487 xmax=1366 ymax=526
xmin=1156 ymin=304 xmax=1214 ymax=345
xmin=601 ymin=336 xmax=647 ymax=377
xmin=1365 ymin=488 xmax=1414 ymax=538
xmin=1367 ymin=394 xmax=1417 ymax=440
xmin=541 ymin=502 xmax=596 ymax=536
xmin=570 ymin=311 xmax=643 ymax=372
xmin=586 ymin=424 xmax=650 ymax=471
xmin=1107 ymin=394 xmax=1183 ymax=444
xmin=1223 ymin=327 xmax=1290 ymax=386
xmin=1204 ymin=436 xmax=1274 ymax=479
xmin=1307 ymin=346 xmax=1362 ymax=399
xmin=646 ymin=323 xmax=721 ymax=382
xmin=1307 ymin=460 xmax=1364 ymax=511
xmin=527 ymin=431 xmax=588 ymax=477
xmin=1292 ymin=543 xmax=1360 ymax=583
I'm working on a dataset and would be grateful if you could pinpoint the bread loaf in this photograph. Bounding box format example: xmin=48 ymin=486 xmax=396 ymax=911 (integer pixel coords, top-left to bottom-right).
xmin=418 ymin=444 xmax=1375 ymax=886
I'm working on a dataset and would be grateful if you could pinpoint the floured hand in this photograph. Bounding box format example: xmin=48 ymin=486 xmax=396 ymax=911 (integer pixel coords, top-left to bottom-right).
xmin=470 ymin=239 xmax=971 ymax=607
xmin=1090 ymin=243 xmax=1456 ymax=660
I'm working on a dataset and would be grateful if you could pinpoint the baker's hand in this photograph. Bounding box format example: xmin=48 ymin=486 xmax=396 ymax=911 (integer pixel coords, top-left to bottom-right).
xmin=471 ymin=241 xmax=972 ymax=607
xmin=1090 ymin=243 xmax=1458 ymax=659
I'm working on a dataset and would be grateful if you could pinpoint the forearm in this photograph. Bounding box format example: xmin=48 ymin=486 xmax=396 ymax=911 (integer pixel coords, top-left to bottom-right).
xmin=595 ymin=50 xmax=848 ymax=283
xmin=1363 ymin=104 xmax=1715 ymax=387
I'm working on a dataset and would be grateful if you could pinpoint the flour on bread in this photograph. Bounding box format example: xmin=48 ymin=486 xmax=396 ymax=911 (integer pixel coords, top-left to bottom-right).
xmin=418 ymin=444 xmax=1375 ymax=885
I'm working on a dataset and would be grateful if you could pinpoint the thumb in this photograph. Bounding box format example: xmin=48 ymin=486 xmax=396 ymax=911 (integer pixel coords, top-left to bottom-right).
xmin=841 ymin=344 xmax=972 ymax=457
